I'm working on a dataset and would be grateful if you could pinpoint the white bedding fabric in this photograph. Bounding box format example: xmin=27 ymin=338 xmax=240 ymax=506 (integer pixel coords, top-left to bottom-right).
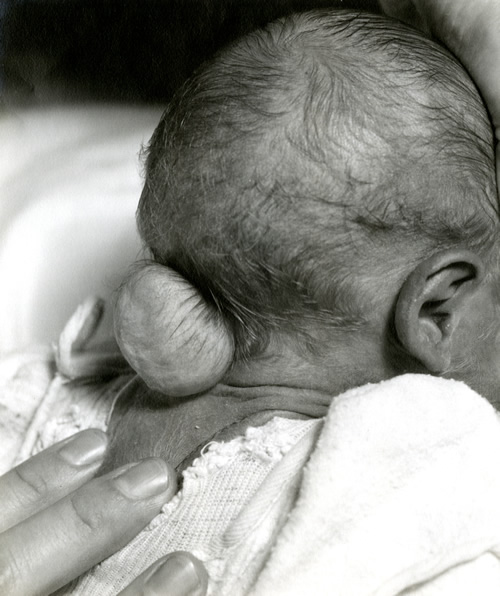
xmin=0 ymin=106 xmax=162 ymax=353
xmin=251 ymin=375 xmax=500 ymax=595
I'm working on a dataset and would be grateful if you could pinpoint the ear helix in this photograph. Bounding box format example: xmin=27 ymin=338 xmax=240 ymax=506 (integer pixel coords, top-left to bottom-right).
xmin=113 ymin=262 xmax=235 ymax=397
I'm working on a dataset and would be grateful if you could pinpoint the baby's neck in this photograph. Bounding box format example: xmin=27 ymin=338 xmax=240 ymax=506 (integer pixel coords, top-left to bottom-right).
xmin=99 ymin=334 xmax=398 ymax=475
xmin=99 ymin=375 xmax=331 ymax=476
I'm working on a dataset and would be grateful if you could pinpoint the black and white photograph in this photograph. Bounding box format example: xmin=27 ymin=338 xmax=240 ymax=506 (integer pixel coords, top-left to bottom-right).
xmin=1 ymin=1 xmax=500 ymax=594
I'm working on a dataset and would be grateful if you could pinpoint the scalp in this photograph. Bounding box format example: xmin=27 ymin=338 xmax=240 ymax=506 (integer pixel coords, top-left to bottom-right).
xmin=138 ymin=10 xmax=498 ymax=359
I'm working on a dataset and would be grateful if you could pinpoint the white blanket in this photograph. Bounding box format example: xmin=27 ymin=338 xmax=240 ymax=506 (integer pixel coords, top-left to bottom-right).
xmin=247 ymin=375 xmax=500 ymax=595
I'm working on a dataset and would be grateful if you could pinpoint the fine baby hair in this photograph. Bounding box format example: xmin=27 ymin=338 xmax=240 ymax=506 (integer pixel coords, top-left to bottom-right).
xmin=115 ymin=9 xmax=498 ymax=396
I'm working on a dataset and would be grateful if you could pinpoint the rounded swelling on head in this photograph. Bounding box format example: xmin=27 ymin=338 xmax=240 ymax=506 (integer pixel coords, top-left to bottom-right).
xmin=114 ymin=263 xmax=234 ymax=396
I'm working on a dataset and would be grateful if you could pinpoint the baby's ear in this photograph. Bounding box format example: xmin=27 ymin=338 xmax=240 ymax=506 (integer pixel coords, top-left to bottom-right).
xmin=114 ymin=263 xmax=234 ymax=397
xmin=394 ymin=249 xmax=485 ymax=373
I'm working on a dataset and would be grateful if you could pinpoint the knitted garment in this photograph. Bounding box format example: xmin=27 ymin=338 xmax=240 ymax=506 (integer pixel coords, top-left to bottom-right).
xmin=62 ymin=416 xmax=320 ymax=595
xmin=0 ymin=346 xmax=320 ymax=595
xmin=0 ymin=347 xmax=55 ymax=474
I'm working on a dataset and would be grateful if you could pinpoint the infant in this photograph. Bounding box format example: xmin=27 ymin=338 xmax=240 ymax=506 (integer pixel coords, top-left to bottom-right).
xmin=6 ymin=8 xmax=500 ymax=595
xmin=94 ymin=14 xmax=500 ymax=590
xmin=115 ymin=8 xmax=500 ymax=426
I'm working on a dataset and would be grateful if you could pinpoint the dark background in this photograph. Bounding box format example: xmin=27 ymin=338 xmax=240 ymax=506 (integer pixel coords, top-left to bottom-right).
xmin=1 ymin=0 xmax=380 ymax=105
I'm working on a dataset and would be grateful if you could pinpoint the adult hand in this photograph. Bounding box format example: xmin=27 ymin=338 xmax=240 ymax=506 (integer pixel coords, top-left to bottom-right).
xmin=0 ymin=429 xmax=207 ymax=596
xmin=379 ymin=0 xmax=500 ymax=175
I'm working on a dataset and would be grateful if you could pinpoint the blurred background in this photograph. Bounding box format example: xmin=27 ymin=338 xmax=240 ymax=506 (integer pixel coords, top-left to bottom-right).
xmin=0 ymin=0 xmax=379 ymax=353
xmin=1 ymin=0 xmax=380 ymax=105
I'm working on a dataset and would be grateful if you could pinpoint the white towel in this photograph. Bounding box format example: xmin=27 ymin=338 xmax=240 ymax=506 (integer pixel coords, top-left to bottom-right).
xmin=248 ymin=374 xmax=500 ymax=595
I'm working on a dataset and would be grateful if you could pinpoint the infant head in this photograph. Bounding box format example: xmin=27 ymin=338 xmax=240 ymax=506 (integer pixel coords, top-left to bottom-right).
xmin=117 ymin=10 xmax=500 ymax=403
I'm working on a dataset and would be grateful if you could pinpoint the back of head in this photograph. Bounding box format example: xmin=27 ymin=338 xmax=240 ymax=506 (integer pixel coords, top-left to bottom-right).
xmin=138 ymin=10 xmax=498 ymax=361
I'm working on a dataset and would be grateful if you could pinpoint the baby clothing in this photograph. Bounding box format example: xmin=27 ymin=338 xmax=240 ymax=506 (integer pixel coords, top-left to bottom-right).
xmin=0 ymin=324 xmax=321 ymax=595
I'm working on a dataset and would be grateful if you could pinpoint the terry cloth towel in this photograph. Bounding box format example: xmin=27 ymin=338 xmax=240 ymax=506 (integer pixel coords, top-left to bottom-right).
xmin=246 ymin=375 xmax=500 ymax=595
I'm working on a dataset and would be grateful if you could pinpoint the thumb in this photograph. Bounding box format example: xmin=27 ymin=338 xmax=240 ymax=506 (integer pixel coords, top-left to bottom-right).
xmin=118 ymin=552 xmax=208 ymax=596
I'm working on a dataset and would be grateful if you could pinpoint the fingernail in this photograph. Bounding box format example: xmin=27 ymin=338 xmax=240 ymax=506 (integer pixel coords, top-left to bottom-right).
xmin=58 ymin=429 xmax=107 ymax=466
xmin=146 ymin=554 xmax=201 ymax=595
xmin=113 ymin=458 xmax=170 ymax=499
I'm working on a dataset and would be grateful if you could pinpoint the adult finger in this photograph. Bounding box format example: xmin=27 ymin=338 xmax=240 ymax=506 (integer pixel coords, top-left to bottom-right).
xmin=118 ymin=552 xmax=208 ymax=596
xmin=0 ymin=457 xmax=177 ymax=596
xmin=0 ymin=429 xmax=108 ymax=533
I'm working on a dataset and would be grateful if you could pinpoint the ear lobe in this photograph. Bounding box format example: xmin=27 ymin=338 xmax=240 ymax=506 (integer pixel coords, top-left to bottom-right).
xmin=394 ymin=250 xmax=484 ymax=373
